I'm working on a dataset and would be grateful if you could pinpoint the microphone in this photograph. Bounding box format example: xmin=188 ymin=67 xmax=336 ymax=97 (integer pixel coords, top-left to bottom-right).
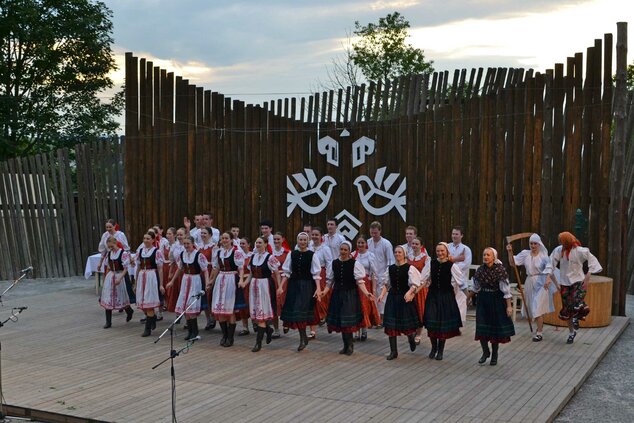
xmin=189 ymin=336 xmax=201 ymax=343
xmin=190 ymin=290 xmax=206 ymax=298
xmin=13 ymin=306 xmax=28 ymax=311
xmin=19 ymin=266 xmax=33 ymax=274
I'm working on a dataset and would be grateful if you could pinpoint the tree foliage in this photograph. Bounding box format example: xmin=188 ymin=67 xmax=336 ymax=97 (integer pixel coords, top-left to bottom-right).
xmin=627 ymin=60 xmax=634 ymax=91
xmin=351 ymin=12 xmax=434 ymax=83
xmin=0 ymin=0 xmax=123 ymax=160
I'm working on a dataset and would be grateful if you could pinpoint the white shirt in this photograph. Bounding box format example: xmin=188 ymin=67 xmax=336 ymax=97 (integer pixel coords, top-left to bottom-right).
xmin=367 ymin=237 xmax=395 ymax=277
xmin=381 ymin=264 xmax=422 ymax=289
xmin=420 ymin=259 xmax=467 ymax=290
xmin=325 ymin=259 xmax=366 ymax=288
xmin=549 ymin=246 xmax=602 ymax=286
xmin=281 ymin=250 xmax=322 ymax=280
xmin=324 ymin=232 xmax=346 ymax=261
xmin=169 ymin=241 xmax=184 ymax=262
xmin=311 ymin=244 xmax=333 ymax=281
xmin=448 ymin=242 xmax=472 ymax=274
xmin=98 ymin=231 xmax=130 ymax=253
xmin=352 ymin=250 xmax=378 ymax=281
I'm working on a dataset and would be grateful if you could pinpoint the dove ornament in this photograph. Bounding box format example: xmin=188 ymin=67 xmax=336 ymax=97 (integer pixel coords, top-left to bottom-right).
xmin=353 ymin=167 xmax=407 ymax=221
xmin=287 ymin=169 xmax=337 ymax=216
xmin=317 ymin=136 xmax=340 ymax=167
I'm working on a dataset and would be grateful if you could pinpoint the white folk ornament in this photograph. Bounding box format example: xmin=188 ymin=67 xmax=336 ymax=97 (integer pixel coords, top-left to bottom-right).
xmin=286 ymin=169 xmax=337 ymax=216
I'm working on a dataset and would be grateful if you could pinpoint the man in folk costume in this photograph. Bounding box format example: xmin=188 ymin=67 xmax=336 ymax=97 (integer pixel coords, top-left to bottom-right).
xmin=367 ymin=221 xmax=395 ymax=325
xmin=324 ymin=218 xmax=346 ymax=260
xmin=547 ymin=232 xmax=602 ymax=344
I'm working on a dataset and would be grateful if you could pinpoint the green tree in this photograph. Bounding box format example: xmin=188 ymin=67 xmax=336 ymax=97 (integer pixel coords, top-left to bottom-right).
xmin=351 ymin=12 xmax=434 ymax=83
xmin=627 ymin=60 xmax=634 ymax=90
xmin=0 ymin=0 xmax=123 ymax=160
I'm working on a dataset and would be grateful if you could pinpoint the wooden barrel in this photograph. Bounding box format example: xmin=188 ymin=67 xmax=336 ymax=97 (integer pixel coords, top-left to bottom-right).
xmin=543 ymin=276 xmax=612 ymax=327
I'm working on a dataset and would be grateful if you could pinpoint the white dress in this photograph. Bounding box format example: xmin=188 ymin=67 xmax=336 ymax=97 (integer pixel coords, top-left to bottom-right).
xmin=211 ymin=247 xmax=246 ymax=317
xmin=175 ymin=250 xmax=208 ymax=318
xmin=248 ymin=252 xmax=280 ymax=321
xmin=99 ymin=249 xmax=131 ymax=310
xmin=514 ymin=250 xmax=556 ymax=319
xmin=135 ymin=246 xmax=164 ymax=309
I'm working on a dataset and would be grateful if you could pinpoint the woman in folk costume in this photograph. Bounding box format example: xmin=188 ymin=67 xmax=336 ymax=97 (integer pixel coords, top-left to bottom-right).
xmin=164 ymin=227 xmax=185 ymax=313
xmin=420 ymin=242 xmax=465 ymax=361
xmin=197 ymin=227 xmax=218 ymax=331
xmin=167 ymin=236 xmax=208 ymax=341
xmin=351 ymin=234 xmax=381 ymax=341
xmin=237 ymin=237 xmax=253 ymax=336
xmin=468 ymin=248 xmax=515 ymax=365
xmin=378 ymin=245 xmax=422 ymax=360
xmin=242 ymin=236 xmax=281 ymax=352
xmin=548 ymin=231 xmax=602 ymax=344
xmin=99 ymin=236 xmax=134 ymax=328
xmin=271 ymin=231 xmax=290 ymax=338
xmin=161 ymin=227 xmax=176 ymax=310
xmin=279 ymin=232 xmax=321 ymax=352
xmin=322 ymin=241 xmax=374 ymax=356
xmin=135 ymin=230 xmax=165 ymax=337
xmin=98 ymin=219 xmax=130 ymax=256
xmin=506 ymin=233 xmax=556 ymax=342
xmin=309 ymin=226 xmax=333 ymax=339
xmin=408 ymin=237 xmax=428 ymax=345
xmin=208 ymin=232 xmax=247 ymax=347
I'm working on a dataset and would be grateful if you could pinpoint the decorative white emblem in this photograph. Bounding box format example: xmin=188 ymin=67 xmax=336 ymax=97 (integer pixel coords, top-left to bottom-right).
xmin=287 ymin=169 xmax=337 ymax=216
xmin=352 ymin=136 xmax=376 ymax=168
xmin=334 ymin=209 xmax=363 ymax=240
xmin=353 ymin=167 xmax=407 ymax=221
xmin=317 ymin=136 xmax=340 ymax=167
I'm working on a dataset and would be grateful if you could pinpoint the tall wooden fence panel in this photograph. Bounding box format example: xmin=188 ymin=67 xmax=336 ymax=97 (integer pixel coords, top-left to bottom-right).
xmin=124 ymin=31 xmax=629 ymax=313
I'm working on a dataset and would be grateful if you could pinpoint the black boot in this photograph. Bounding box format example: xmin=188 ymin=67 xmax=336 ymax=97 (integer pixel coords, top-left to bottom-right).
xmin=339 ymin=333 xmax=348 ymax=354
xmin=345 ymin=333 xmax=354 ymax=356
xmin=252 ymin=326 xmax=265 ymax=352
xmin=150 ymin=315 xmax=157 ymax=330
xmin=298 ymin=328 xmax=307 ymax=351
xmin=436 ymin=339 xmax=445 ymax=360
xmin=387 ymin=336 xmax=398 ymax=360
xmin=141 ymin=316 xmax=152 ymax=337
xmin=190 ymin=318 xmax=199 ymax=339
xmin=125 ymin=306 xmax=134 ymax=322
xmin=265 ymin=324 xmax=273 ymax=344
xmin=103 ymin=310 xmax=112 ymax=329
xmin=490 ymin=343 xmax=499 ymax=366
xmin=224 ymin=323 xmax=236 ymax=347
xmin=219 ymin=321 xmax=228 ymax=346
xmin=408 ymin=334 xmax=417 ymax=352
xmin=479 ymin=340 xmax=491 ymax=364
xmin=184 ymin=319 xmax=194 ymax=341
xmin=428 ymin=337 xmax=438 ymax=359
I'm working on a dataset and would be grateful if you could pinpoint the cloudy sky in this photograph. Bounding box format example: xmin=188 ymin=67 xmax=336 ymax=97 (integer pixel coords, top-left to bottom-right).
xmin=104 ymin=0 xmax=632 ymax=109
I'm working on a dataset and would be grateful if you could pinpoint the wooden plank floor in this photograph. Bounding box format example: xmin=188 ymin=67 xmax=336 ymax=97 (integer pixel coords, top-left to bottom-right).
xmin=0 ymin=278 xmax=629 ymax=423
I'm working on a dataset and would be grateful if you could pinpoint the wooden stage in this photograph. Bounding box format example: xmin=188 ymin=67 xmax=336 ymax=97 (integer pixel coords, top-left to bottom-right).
xmin=0 ymin=278 xmax=629 ymax=423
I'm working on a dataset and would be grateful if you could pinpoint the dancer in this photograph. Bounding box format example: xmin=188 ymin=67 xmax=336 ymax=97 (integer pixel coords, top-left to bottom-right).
xmin=242 ymin=237 xmax=281 ymax=352
xmin=401 ymin=226 xmax=425 ymax=260
xmin=208 ymin=232 xmax=247 ymax=347
xmin=324 ymin=218 xmax=346 ymax=259
xmin=230 ymin=223 xmax=241 ymax=249
xmin=351 ymin=234 xmax=381 ymax=341
xmin=367 ymin=221 xmax=395 ymax=326
xmin=548 ymin=231 xmax=602 ymax=344
xmin=507 ymin=233 xmax=556 ymax=342
xmin=321 ymin=241 xmax=373 ymax=355
xmin=468 ymin=248 xmax=515 ymax=365
xmin=408 ymin=237 xmax=428 ymax=345
xmin=99 ymin=236 xmax=134 ymax=327
xmin=135 ymin=231 xmax=164 ymax=337
xmin=378 ymin=245 xmax=421 ymax=360
xmin=309 ymin=226 xmax=333 ymax=339
xmin=271 ymin=231 xmax=290 ymax=338
xmin=164 ymin=227 xmax=185 ymax=313
xmin=98 ymin=219 xmax=130 ymax=255
xmin=167 ymin=236 xmax=209 ymax=341
xmin=420 ymin=242 xmax=464 ymax=360
xmin=238 ymin=237 xmax=253 ymax=336
xmin=198 ymin=227 xmax=218 ymax=331
xmin=260 ymin=219 xmax=275 ymax=251
xmin=279 ymin=232 xmax=321 ymax=351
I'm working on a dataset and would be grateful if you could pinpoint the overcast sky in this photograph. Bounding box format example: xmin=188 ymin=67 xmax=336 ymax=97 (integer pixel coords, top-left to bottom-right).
xmin=104 ymin=0 xmax=632 ymax=109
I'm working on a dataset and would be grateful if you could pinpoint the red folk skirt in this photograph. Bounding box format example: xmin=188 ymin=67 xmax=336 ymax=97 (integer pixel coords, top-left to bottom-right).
xmin=359 ymin=276 xmax=380 ymax=328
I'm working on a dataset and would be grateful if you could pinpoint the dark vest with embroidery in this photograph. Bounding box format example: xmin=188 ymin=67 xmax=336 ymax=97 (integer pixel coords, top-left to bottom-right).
xmin=181 ymin=251 xmax=202 ymax=275
xmin=251 ymin=253 xmax=272 ymax=279
xmin=218 ymin=249 xmax=238 ymax=272
xmin=333 ymin=259 xmax=357 ymax=291
xmin=388 ymin=263 xmax=411 ymax=294
xmin=108 ymin=249 xmax=124 ymax=271
xmin=430 ymin=260 xmax=454 ymax=293
xmin=290 ymin=250 xmax=315 ymax=280
xmin=138 ymin=248 xmax=157 ymax=270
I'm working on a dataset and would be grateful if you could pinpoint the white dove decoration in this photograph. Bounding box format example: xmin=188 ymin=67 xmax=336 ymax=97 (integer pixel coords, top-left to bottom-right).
xmin=287 ymin=169 xmax=337 ymax=216
xmin=353 ymin=167 xmax=407 ymax=221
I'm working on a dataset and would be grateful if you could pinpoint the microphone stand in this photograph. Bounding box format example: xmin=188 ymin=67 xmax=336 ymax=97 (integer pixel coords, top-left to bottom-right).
xmin=152 ymin=293 xmax=203 ymax=423
xmin=0 ymin=268 xmax=31 ymax=419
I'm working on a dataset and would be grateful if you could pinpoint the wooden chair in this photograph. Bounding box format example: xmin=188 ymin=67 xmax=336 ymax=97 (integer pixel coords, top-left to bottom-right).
xmin=509 ymin=283 xmax=524 ymax=322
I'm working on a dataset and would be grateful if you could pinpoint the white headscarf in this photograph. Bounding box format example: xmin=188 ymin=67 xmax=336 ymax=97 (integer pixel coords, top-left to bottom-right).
xmin=341 ymin=240 xmax=352 ymax=250
xmin=487 ymin=247 xmax=503 ymax=265
xmin=529 ymin=233 xmax=549 ymax=256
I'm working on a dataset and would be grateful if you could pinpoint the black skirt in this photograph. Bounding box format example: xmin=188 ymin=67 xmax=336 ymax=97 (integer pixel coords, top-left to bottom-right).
xmin=125 ymin=274 xmax=136 ymax=304
xmin=281 ymin=278 xmax=318 ymax=329
xmin=423 ymin=289 xmax=462 ymax=339
xmin=475 ymin=289 xmax=515 ymax=343
xmin=234 ymin=275 xmax=247 ymax=310
xmin=383 ymin=292 xmax=419 ymax=336
xmin=326 ymin=288 xmax=363 ymax=333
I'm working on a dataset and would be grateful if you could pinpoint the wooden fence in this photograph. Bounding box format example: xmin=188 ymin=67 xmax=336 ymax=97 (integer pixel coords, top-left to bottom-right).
xmin=0 ymin=140 xmax=125 ymax=280
xmin=124 ymin=27 xmax=630 ymax=313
